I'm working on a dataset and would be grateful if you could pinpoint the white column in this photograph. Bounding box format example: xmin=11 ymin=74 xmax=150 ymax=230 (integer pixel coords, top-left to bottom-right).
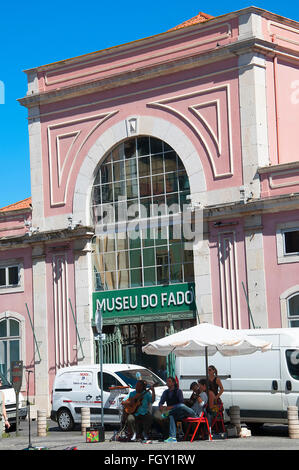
xmin=32 ymin=246 xmax=49 ymax=413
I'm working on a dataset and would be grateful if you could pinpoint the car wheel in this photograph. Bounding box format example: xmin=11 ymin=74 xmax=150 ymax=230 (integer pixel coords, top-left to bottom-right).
xmin=57 ymin=408 xmax=75 ymax=431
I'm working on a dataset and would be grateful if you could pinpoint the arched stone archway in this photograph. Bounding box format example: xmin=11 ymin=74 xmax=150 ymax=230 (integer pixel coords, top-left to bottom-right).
xmin=73 ymin=115 xmax=206 ymax=226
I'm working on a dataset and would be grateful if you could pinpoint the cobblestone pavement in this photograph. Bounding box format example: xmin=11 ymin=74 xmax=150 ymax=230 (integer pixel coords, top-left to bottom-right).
xmin=1 ymin=419 xmax=299 ymax=454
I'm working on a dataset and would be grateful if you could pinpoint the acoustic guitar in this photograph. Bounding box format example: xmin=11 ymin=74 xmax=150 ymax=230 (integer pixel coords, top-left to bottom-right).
xmin=122 ymin=391 xmax=147 ymax=415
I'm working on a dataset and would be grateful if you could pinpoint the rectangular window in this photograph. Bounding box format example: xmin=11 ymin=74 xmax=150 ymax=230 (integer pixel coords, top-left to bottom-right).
xmin=0 ymin=266 xmax=19 ymax=287
xmin=284 ymin=230 xmax=299 ymax=254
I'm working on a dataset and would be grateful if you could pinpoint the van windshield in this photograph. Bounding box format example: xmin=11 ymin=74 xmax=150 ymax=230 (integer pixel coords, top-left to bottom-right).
xmin=286 ymin=350 xmax=299 ymax=380
xmin=0 ymin=372 xmax=11 ymax=389
xmin=115 ymin=369 xmax=165 ymax=388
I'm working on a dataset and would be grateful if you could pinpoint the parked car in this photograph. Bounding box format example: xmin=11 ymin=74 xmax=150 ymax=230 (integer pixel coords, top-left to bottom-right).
xmin=176 ymin=327 xmax=299 ymax=426
xmin=51 ymin=363 xmax=167 ymax=431
xmin=0 ymin=372 xmax=27 ymax=428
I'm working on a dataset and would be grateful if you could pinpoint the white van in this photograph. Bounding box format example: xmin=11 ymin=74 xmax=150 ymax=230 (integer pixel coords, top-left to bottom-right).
xmin=0 ymin=372 xmax=27 ymax=428
xmin=51 ymin=363 xmax=167 ymax=431
xmin=175 ymin=328 xmax=299 ymax=426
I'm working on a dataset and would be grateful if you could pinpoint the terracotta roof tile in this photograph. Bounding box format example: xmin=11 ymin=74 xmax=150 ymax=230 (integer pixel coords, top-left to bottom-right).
xmin=168 ymin=12 xmax=213 ymax=31
xmin=0 ymin=197 xmax=32 ymax=213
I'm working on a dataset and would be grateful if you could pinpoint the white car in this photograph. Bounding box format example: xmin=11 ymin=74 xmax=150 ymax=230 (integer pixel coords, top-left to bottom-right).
xmin=51 ymin=363 xmax=167 ymax=431
xmin=0 ymin=373 xmax=27 ymax=428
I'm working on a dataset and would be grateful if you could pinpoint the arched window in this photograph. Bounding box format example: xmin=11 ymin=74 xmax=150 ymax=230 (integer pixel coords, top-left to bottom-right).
xmin=91 ymin=136 xmax=193 ymax=291
xmin=288 ymin=293 xmax=299 ymax=327
xmin=0 ymin=318 xmax=21 ymax=381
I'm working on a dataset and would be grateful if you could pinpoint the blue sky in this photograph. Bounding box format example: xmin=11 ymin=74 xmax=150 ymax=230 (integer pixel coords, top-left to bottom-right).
xmin=0 ymin=1 xmax=299 ymax=209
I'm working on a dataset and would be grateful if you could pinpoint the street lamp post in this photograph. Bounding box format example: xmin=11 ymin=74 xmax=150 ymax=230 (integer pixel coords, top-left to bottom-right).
xmin=95 ymin=308 xmax=104 ymax=431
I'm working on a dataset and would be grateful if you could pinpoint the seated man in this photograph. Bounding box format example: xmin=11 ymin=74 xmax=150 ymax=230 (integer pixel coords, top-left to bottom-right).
xmin=157 ymin=377 xmax=199 ymax=443
xmin=121 ymin=379 xmax=155 ymax=443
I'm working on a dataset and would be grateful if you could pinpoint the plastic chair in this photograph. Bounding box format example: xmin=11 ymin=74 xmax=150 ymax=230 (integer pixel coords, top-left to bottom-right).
xmin=183 ymin=411 xmax=213 ymax=442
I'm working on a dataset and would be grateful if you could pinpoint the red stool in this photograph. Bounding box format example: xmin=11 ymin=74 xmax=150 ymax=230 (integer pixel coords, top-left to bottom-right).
xmin=211 ymin=403 xmax=226 ymax=433
xmin=183 ymin=415 xmax=212 ymax=442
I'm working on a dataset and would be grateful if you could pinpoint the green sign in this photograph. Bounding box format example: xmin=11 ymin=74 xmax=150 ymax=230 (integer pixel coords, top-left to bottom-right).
xmin=93 ymin=283 xmax=195 ymax=320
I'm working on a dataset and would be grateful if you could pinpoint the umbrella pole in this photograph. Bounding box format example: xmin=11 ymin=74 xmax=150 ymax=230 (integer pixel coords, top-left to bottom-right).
xmin=205 ymin=346 xmax=212 ymax=438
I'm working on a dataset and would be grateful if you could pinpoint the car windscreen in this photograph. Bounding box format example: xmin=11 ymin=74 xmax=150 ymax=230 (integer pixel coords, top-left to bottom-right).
xmin=0 ymin=372 xmax=11 ymax=389
xmin=115 ymin=369 xmax=165 ymax=388
xmin=286 ymin=350 xmax=299 ymax=380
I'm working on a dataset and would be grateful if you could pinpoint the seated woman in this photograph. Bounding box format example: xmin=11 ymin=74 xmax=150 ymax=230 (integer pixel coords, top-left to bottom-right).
xmin=207 ymin=365 xmax=224 ymax=405
xmin=197 ymin=378 xmax=218 ymax=425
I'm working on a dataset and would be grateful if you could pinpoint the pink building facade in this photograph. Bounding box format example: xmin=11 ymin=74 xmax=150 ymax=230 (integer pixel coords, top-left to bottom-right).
xmin=1 ymin=6 xmax=299 ymax=411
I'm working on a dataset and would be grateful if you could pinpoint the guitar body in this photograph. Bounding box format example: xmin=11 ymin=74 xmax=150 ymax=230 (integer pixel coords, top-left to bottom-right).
xmin=123 ymin=392 xmax=146 ymax=415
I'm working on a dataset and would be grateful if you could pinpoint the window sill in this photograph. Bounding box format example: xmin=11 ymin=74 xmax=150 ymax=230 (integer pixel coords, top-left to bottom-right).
xmin=0 ymin=285 xmax=23 ymax=295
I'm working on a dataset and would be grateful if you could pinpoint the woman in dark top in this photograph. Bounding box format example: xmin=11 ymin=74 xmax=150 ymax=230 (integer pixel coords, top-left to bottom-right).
xmin=207 ymin=365 xmax=224 ymax=403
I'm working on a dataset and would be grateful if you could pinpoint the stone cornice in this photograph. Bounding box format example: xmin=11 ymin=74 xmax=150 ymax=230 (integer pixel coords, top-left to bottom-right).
xmin=204 ymin=192 xmax=299 ymax=221
xmin=19 ymin=36 xmax=285 ymax=112
xmin=258 ymin=161 xmax=299 ymax=174
xmin=0 ymin=225 xmax=95 ymax=251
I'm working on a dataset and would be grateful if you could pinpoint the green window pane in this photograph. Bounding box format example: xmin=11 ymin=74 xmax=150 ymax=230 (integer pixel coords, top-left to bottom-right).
xmin=9 ymin=319 xmax=19 ymax=337
xmin=170 ymin=243 xmax=183 ymax=264
xmin=0 ymin=268 xmax=5 ymax=286
xmin=142 ymin=228 xmax=155 ymax=247
xmin=130 ymin=269 xmax=142 ymax=287
xmin=155 ymin=228 xmax=168 ymax=246
xmin=0 ymin=320 xmax=7 ymax=338
xmin=10 ymin=340 xmax=20 ymax=363
xmin=143 ymin=247 xmax=155 ymax=267
xmin=130 ymin=249 xmax=142 ymax=268
xmin=0 ymin=341 xmax=7 ymax=378
xmin=129 ymin=234 xmax=141 ymax=250
xmin=170 ymin=264 xmax=183 ymax=283
xmin=289 ymin=295 xmax=299 ymax=317
xmin=144 ymin=267 xmax=156 ymax=286
xmin=157 ymin=265 xmax=169 ymax=284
